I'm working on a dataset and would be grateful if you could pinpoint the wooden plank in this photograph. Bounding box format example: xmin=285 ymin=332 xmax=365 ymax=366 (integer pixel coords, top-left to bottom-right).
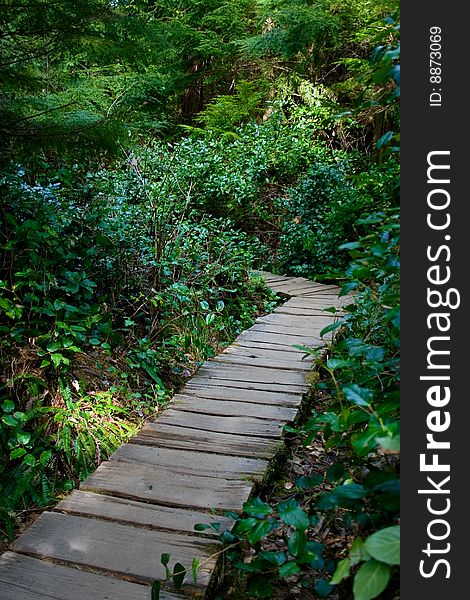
xmin=220 ymin=344 xmax=313 ymax=363
xmin=13 ymin=512 xmax=218 ymax=587
xmin=296 ymin=286 xmax=340 ymax=294
xmin=234 ymin=330 xmax=326 ymax=350
xmin=248 ymin=323 xmax=325 ymax=338
xmin=294 ymin=291 xmax=341 ymax=299
xmin=212 ymin=353 xmax=311 ymax=371
xmin=170 ymin=394 xmax=298 ymax=421
xmin=269 ymin=283 xmax=330 ymax=295
xmin=179 ymin=384 xmax=301 ymax=406
xmin=132 ymin=422 xmax=281 ymax=458
xmin=0 ymin=552 xmax=163 ymax=600
xmin=256 ymin=314 xmax=334 ymax=327
xmin=82 ymin=459 xmax=253 ymax=510
xmin=231 ymin=338 xmax=309 ymax=354
xmin=282 ymin=297 xmax=341 ymax=309
xmin=56 ymin=490 xmax=234 ymax=535
xmin=156 ymin=410 xmax=284 ymax=439
xmin=190 ymin=376 xmax=307 ymax=394
xmin=265 ymin=276 xmax=309 ymax=285
xmin=109 ymin=442 xmax=268 ymax=477
xmin=274 ymin=305 xmax=343 ymax=316
xmin=197 ymin=362 xmax=307 ymax=385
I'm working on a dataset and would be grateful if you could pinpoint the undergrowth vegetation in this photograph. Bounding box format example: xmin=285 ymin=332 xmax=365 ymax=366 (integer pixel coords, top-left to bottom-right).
xmin=0 ymin=163 xmax=276 ymax=536
xmin=2 ymin=1 xmax=399 ymax=597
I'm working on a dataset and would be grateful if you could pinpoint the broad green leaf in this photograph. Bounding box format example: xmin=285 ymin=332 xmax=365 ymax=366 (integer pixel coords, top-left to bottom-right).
xmin=40 ymin=450 xmax=52 ymax=465
xmin=320 ymin=321 xmax=342 ymax=336
xmin=10 ymin=447 xmax=26 ymax=460
xmin=315 ymin=578 xmax=334 ymax=598
xmin=277 ymin=498 xmax=309 ymax=530
xmin=326 ymin=358 xmax=349 ymax=370
xmin=326 ymin=463 xmax=344 ymax=483
xmin=247 ymin=519 xmax=273 ymax=544
xmin=342 ymin=384 xmax=373 ymax=407
xmin=353 ymin=559 xmax=391 ymax=600
xmin=243 ymin=497 xmax=272 ymax=517
xmin=296 ymin=474 xmax=323 ymax=489
xmin=141 ymin=362 xmax=164 ymax=387
xmin=205 ymin=313 xmax=215 ymax=325
xmin=234 ymin=517 xmax=258 ymax=534
xmin=2 ymin=415 xmax=18 ymax=427
xmin=340 ymin=281 xmax=359 ymax=296
xmin=51 ymin=353 xmax=68 ymax=367
xmin=339 ymin=241 xmax=362 ymax=251
xmin=259 ymin=551 xmax=286 ymax=566
xmin=376 ymin=435 xmax=400 ymax=451
xmin=200 ymin=300 xmax=210 ymax=310
xmin=2 ymin=399 xmax=15 ymax=413
xmin=23 ymin=453 xmax=36 ymax=467
xmin=16 ymin=431 xmax=31 ymax=445
xmin=279 ymin=561 xmax=301 ymax=578
xmin=288 ymin=530 xmax=307 ymax=557
xmin=352 ymin=428 xmax=381 ymax=455
xmin=331 ymin=558 xmax=350 ymax=584
xmin=364 ymin=526 xmax=400 ymax=565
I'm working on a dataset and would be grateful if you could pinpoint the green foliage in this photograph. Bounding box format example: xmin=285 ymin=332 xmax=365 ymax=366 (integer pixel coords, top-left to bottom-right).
xmin=0 ymin=160 xmax=274 ymax=537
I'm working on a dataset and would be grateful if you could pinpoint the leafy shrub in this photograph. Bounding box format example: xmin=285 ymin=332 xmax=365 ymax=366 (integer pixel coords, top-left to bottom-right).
xmin=0 ymin=162 xmax=274 ymax=537
xmin=275 ymin=160 xmax=398 ymax=278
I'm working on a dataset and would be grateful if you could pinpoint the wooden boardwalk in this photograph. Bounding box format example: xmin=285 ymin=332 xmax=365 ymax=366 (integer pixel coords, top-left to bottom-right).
xmin=0 ymin=273 xmax=348 ymax=599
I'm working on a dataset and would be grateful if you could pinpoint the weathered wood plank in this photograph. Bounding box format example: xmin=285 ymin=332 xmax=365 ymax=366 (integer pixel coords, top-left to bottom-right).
xmin=220 ymin=344 xmax=313 ymax=363
xmin=0 ymin=552 xmax=163 ymax=600
xmin=249 ymin=322 xmax=324 ymax=336
xmin=268 ymin=283 xmax=331 ymax=295
xmin=109 ymin=442 xmax=268 ymax=477
xmin=189 ymin=376 xmax=306 ymax=394
xmin=294 ymin=284 xmax=340 ymax=293
xmin=256 ymin=313 xmax=335 ymax=327
xmin=264 ymin=276 xmax=309 ymax=285
xmin=231 ymin=338 xmax=309 ymax=354
xmin=56 ymin=490 xmax=234 ymax=535
xmin=179 ymin=384 xmax=301 ymax=406
xmin=274 ymin=305 xmax=342 ymax=316
xmin=281 ymin=297 xmax=341 ymax=309
xmin=213 ymin=353 xmax=311 ymax=371
xmin=197 ymin=362 xmax=307 ymax=385
xmin=132 ymin=422 xmax=281 ymax=458
xmin=12 ymin=512 xmax=218 ymax=587
xmin=83 ymin=460 xmax=254 ymax=510
xmin=170 ymin=394 xmax=298 ymax=421
xmin=156 ymin=410 xmax=284 ymax=439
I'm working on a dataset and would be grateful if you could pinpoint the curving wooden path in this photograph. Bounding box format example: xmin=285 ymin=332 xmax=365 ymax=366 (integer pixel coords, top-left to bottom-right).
xmin=0 ymin=273 xmax=348 ymax=599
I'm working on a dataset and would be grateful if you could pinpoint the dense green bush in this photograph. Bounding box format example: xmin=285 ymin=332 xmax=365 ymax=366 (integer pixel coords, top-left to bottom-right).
xmin=275 ymin=159 xmax=399 ymax=278
xmin=0 ymin=164 xmax=275 ymax=537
